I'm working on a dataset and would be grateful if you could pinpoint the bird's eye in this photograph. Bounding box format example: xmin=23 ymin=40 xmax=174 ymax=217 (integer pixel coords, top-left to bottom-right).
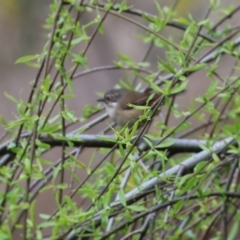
xmin=106 ymin=94 xmax=113 ymax=101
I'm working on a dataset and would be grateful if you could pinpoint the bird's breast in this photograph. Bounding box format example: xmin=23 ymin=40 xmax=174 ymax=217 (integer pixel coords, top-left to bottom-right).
xmin=115 ymin=108 xmax=144 ymax=127
xmin=105 ymin=103 xmax=144 ymax=127
xmin=105 ymin=102 xmax=118 ymax=121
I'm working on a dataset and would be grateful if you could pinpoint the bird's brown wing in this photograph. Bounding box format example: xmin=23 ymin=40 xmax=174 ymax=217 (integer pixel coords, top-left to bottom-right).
xmin=121 ymin=91 xmax=162 ymax=110
xmin=133 ymin=93 xmax=162 ymax=106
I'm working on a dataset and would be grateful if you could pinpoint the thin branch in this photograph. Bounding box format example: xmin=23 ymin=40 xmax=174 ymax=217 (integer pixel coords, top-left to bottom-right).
xmin=78 ymin=2 xmax=215 ymax=43
xmin=222 ymin=157 xmax=239 ymax=239
xmin=124 ymin=137 xmax=234 ymax=201
xmin=59 ymin=74 xmax=66 ymax=204
xmin=98 ymin=191 xmax=240 ymax=240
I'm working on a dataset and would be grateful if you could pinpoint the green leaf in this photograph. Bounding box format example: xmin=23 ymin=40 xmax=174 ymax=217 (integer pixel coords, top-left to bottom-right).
xmin=56 ymin=183 xmax=68 ymax=189
xmin=63 ymin=196 xmax=77 ymax=211
xmin=138 ymin=62 xmax=150 ymax=68
xmin=126 ymin=104 xmax=149 ymax=112
xmin=194 ymin=161 xmax=208 ymax=173
xmin=128 ymin=205 xmax=146 ymax=212
xmin=162 ymin=126 xmax=177 ymax=138
xmin=82 ymin=104 xmax=100 ymax=119
xmin=4 ymin=92 xmax=19 ymax=104
xmin=29 ymin=200 xmax=36 ymax=225
xmin=186 ymin=63 xmax=206 ymax=72
xmin=176 ymin=17 xmax=190 ymax=25
xmin=49 ymin=114 xmax=60 ymax=124
xmin=115 ymin=1 xmax=132 ymax=11
xmin=119 ymin=143 xmax=125 ymax=158
xmin=105 ymin=162 xmax=115 ymax=175
xmin=0 ymin=232 xmax=11 ymax=239
xmin=98 ymin=24 xmax=104 ymax=34
xmin=124 ymin=126 xmax=130 ymax=140
xmin=205 ymin=80 xmax=218 ymax=96
xmin=175 ymin=121 xmax=191 ymax=133
xmin=130 ymin=121 xmax=139 ymax=138
xmin=0 ymin=116 xmax=7 ymax=126
xmin=181 ymin=176 xmax=198 ymax=192
xmin=77 ymin=185 xmax=97 ymax=199
xmin=38 ymin=221 xmax=55 ymax=228
xmin=198 ymin=19 xmax=210 ymax=27
xmin=63 ymin=74 xmax=74 ymax=93
xmin=142 ymin=136 xmax=154 ymax=149
xmin=35 ymin=139 xmax=51 ymax=150
xmin=23 ymin=158 xmax=31 ymax=175
xmin=64 ymin=151 xmax=87 ymax=169
xmin=61 ymin=111 xmax=77 ymax=122
xmin=142 ymin=13 xmax=156 ymax=23
xmin=41 ymin=75 xmax=51 ymax=92
xmin=173 ymin=199 xmax=184 ymax=213
xmin=148 ymin=81 xmax=164 ymax=94
xmin=212 ymin=152 xmax=220 ymax=162
xmin=228 ymin=221 xmax=239 ymax=240
xmin=118 ymin=53 xmax=133 ymax=62
xmin=72 ymin=54 xmax=88 ymax=67
xmin=36 ymin=229 xmax=43 ymax=240
xmin=155 ymin=139 xmax=174 ymax=148
xmin=52 ymin=165 xmax=61 ymax=181
xmin=158 ymin=57 xmax=175 ymax=73
xmin=40 ymin=123 xmax=60 ymax=133
xmin=39 ymin=214 xmax=51 ymax=220
xmin=210 ymin=0 xmax=220 ymax=10
xmin=71 ymin=37 xmax=84 ymax=45
xmin=119 ymin=189 xmax=126 ymax=207
xmin=170 ymin=80 xmax=188 ymax=95
xmin=119 ymin=79 xmax=132 ymax=90
xmin=15 ymin=54 xmax=39 ymax=64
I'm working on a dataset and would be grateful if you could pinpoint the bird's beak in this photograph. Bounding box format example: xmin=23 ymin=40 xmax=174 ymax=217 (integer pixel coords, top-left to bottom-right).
xmin=97 ymin=98 xmax=106 ymax=103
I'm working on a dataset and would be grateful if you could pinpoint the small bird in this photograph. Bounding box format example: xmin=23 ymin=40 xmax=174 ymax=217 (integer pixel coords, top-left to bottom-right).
xmin=97 ymin=88 xmax=162 ymax=127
